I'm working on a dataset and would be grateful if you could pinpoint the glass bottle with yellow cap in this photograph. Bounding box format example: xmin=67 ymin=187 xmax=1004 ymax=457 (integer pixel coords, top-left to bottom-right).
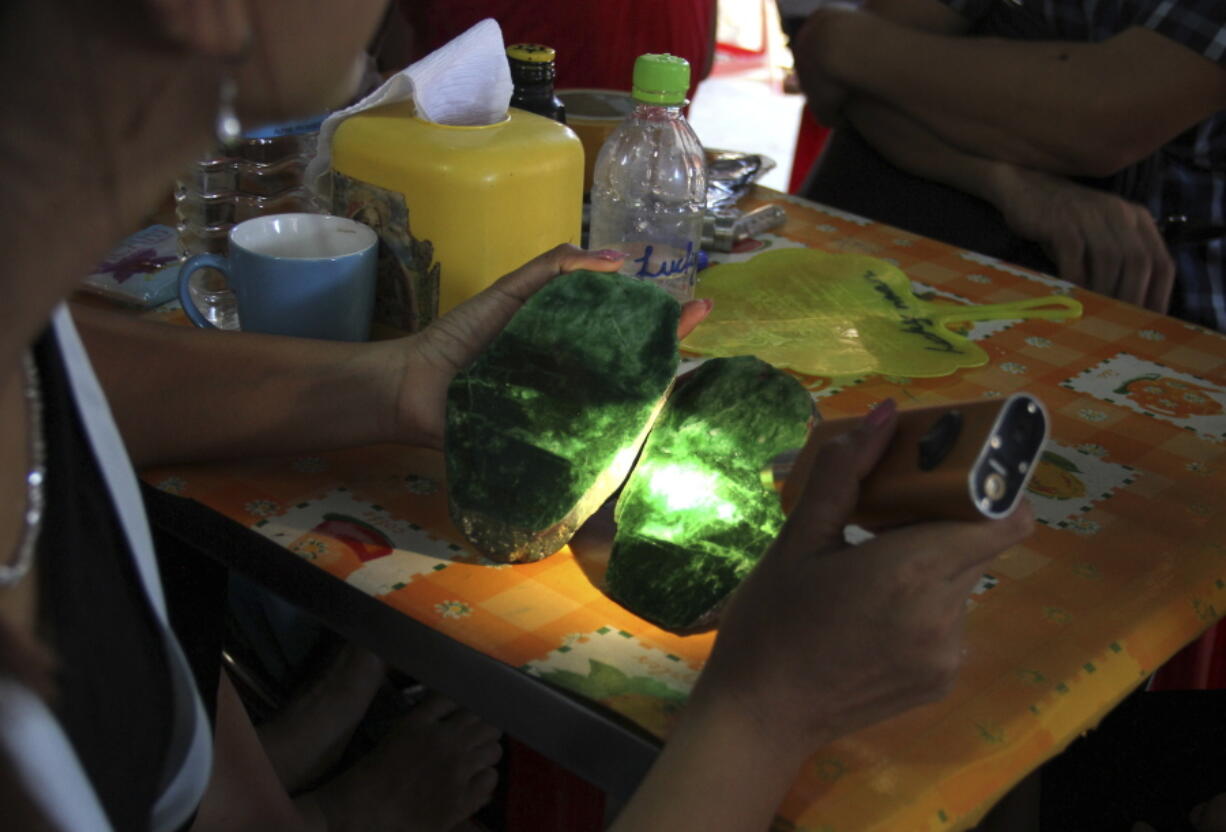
xmin=507 ymin=43 xmax=566 ymax=124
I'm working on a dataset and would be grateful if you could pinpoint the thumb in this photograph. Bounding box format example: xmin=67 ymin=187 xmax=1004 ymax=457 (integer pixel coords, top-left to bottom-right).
xmin=480 ymin=244 xmax=625 ymax=304
xmin=428 ymin=244 xmax=626 ymax=367
xmin=677 ymin=298 xmax=713 ymax=339
xmin=778 ymin=399 xmax=898 ymax=553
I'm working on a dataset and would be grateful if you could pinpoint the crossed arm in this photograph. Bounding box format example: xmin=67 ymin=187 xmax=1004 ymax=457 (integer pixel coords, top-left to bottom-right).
xmin=792 ymin=0 xmax=1226 ymax=311
xmin=800 ymin=0 xmax=1226 ymax=176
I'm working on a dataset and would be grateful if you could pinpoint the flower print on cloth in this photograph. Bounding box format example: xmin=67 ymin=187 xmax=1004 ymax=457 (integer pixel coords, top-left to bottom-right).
xmin=1025 ymin=441 xmax=1137 ymax=529
xmin=524 ymin=627 xmax=699 ymax=738
xmin=1061 ymin=353 xmax=1226 ymax=441
xmin=958 ymin=250 xmax=1077 ymax=293
xmin=155 ymin=475 xmax=187 ymax=495
xmin=808 ymin=202 xmax=874 ymax=227
xmin=1077 ymin=408 xmax=1109 ymax=423
xmin=253 ymin=487 xmax=469 ymax=591
xmin=244 ymin=499 xmax=281 ymax=518
xmin=435 ymin=600 xmax=472 ymax=620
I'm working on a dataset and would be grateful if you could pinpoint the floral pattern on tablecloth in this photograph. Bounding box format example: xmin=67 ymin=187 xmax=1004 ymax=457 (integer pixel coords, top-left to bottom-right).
xmin=1061 ymin=354 xmax=1226 ymax=441
xmin=958 ymin=250 xmax=1078 ymax=294
xmin=1025 ymin=441 xmax=1138 ymax=528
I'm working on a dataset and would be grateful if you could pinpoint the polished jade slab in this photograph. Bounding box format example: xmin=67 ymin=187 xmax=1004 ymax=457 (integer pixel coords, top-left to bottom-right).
xmin=608 ymin=356 xmax=812 ymax=629
xmin=446 ymin=270 xmax=680 ymax=560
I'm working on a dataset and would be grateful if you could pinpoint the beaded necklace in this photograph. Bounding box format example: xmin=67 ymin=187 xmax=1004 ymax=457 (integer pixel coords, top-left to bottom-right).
xmin=0 ymin=351 xmax=45 ymax=587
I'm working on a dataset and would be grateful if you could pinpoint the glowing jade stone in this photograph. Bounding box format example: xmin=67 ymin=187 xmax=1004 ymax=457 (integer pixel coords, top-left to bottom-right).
xmin=608 ymin=356 xmax=812 ymax=629
xmin=446 ymin=270 xmax=680 ymax=561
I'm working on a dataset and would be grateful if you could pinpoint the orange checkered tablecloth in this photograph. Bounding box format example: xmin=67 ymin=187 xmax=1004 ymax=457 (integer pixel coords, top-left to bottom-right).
xmin=144 ymin=188 xmax=1226 ymax=831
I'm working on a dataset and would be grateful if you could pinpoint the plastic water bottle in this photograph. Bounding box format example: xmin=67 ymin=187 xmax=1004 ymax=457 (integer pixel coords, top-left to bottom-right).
xmin=588 ymin=54 xmax=707 ymax=302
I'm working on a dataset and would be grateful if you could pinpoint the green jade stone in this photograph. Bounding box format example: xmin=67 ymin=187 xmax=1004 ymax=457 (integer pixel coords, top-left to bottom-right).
xmin=608 ymin=356 xmax=812 ymax=630
xmin=446 ymin=270 xmax=681 ymax=561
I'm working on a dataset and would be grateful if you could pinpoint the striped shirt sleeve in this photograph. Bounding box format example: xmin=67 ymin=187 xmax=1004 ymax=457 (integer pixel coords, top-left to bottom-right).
xmin=1128 ymin=0 xmax=1226 ymax=63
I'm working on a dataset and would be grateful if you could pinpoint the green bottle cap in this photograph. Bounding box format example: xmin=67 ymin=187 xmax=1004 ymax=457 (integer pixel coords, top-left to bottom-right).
xmin=631 ymin=54 xmax=691 ymax=105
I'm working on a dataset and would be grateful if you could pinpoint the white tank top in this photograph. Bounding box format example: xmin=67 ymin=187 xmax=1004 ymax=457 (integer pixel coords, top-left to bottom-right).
xmin=0 ymin=306 xmax=213 ymax=831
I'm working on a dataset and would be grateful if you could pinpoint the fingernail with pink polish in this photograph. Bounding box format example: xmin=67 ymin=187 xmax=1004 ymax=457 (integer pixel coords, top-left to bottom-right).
xmin=699 ymin=298 xmax=714 ymax=313
xmin=863 ymin=397 xmax=896 ymax=429
xmin=593 ymin=249 xmax=629 ymax=261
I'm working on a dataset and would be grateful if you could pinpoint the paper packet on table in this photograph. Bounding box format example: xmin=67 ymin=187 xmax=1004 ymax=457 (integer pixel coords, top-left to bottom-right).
xmin=80 ymin=224 xmax=181 ymax=308
xmin=702 ymin=149 xmax=786 ymax=251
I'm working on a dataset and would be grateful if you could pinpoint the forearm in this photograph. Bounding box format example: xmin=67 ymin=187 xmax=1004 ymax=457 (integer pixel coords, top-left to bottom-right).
xmin=843 ymin=96 xmax=1014 ymax=205
xmin=611 ymin=693 xmax=812 ymax=831
xmin=72 ymin=304 xmax=410 ymax=469
xmin=846 ymin=96 xmax=1176 ymax=310
xmin=813 ymin=12 xmax=1224 ymax=176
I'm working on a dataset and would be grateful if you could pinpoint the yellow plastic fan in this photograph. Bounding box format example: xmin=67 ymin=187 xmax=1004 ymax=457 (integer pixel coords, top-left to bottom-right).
xmin=682 ymin=249 xmax=1082 ymax=378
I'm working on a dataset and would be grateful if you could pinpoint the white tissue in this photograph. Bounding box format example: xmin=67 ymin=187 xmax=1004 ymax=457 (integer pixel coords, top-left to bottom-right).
xmin=306 ymin=18 xmax=512 ymax=196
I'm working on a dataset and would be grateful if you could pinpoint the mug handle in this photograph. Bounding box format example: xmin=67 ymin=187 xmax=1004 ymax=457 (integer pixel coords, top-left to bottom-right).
xmin=177 ymin=253 xmax=230 ymax=329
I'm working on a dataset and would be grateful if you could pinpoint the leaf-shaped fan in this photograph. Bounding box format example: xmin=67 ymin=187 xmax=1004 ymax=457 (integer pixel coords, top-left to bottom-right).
xmin=682 ymin=249 xmax=1082 ymax=378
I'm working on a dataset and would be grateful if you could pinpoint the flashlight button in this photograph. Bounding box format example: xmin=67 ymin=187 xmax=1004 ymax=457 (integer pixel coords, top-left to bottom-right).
xmin=918 ymin=410 xmax=963 ymax=471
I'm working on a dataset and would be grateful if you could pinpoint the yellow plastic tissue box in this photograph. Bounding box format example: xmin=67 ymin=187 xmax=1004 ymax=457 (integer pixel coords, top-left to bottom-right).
xmin=331 ymin=101 xmax=583 ymax=332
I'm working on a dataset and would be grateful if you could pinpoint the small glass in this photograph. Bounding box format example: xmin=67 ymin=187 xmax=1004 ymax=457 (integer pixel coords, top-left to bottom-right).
xmin=174 ymin=118 xmax=327 ymax=331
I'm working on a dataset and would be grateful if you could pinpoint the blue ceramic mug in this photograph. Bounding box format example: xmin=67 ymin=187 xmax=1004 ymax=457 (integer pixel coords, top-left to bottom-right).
xmin=178 ymin=213 xmax=378 ymax=341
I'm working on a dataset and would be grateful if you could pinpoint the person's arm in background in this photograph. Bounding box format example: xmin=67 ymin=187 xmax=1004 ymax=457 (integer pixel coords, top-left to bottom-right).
xmin=611 ymin=402 xmax=1035 ymax=830
xmin=792 ymin=0 xmax=1178 ymax=310
xmin=846 ymin=97 xmax=1176 ymax=309
xmin=797 ymin=0 xmax=1226 ymax=178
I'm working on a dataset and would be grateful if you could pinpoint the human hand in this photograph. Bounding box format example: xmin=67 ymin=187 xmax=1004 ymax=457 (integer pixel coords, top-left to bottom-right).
xmin=989 ymin=166 xmax=1175 ymax=312
xmin=687 ymin=398 xmax=1035 ymax=762
xmin=389 ymin=244 xmax=712 ymax=449
xmin=301 ymin=694 xmax=504 ymax=832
